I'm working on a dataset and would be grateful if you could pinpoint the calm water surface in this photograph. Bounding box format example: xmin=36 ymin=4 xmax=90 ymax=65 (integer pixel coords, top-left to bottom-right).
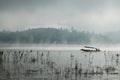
xmin=0 ymin=44 xmax=120 ymax=80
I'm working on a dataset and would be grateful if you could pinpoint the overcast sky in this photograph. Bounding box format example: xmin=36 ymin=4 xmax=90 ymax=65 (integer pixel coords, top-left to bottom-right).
xmin=0 ymin=0 xmax=120 ymax=33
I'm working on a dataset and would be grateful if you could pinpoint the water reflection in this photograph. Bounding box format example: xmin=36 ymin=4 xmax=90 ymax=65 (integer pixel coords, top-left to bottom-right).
xmin=0 ymin=49 xmax=120 ymax=80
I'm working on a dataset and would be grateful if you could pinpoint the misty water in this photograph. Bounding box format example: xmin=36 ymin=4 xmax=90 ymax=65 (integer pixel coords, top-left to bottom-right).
xmin=0 ymin=44 xmax=120 ymax=80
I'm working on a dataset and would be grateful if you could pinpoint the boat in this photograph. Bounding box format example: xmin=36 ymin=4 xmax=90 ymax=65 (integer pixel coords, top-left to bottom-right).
xmin=81 ymin=46 xmax=100 ymax=52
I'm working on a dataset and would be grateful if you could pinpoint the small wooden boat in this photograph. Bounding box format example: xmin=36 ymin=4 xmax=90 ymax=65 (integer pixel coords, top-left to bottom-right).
xmin=81 ymin=46 xmax=100 ymax=52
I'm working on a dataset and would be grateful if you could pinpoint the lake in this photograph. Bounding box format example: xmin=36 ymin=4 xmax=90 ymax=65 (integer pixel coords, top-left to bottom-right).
xmin=0 ymin=44 xmax=120 ymax=80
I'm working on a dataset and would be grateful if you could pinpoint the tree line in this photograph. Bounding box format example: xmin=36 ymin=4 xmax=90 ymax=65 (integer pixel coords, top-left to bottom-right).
xmin=0 ymin=28 xmax=111 ymax=44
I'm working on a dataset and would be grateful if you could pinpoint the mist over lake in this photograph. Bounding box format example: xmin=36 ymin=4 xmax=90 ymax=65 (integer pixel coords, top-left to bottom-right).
xmin=1 ymin=0 xmax=120 ymax=80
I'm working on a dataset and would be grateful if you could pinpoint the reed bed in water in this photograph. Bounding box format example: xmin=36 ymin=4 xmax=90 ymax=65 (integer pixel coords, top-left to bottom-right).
xmin=0 ymin=49 xmax=120 ymax=80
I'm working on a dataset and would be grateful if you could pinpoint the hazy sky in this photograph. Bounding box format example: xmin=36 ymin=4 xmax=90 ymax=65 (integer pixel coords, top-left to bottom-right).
xmin=0 ymin=0 xmax=120 ymax=33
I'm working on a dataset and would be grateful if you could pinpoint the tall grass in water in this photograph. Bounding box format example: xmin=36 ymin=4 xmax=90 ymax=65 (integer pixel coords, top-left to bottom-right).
xmin=0 ymin=49 xmax=120 ymax=80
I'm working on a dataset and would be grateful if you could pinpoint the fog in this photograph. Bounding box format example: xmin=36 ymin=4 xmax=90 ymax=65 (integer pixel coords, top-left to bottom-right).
xmin=1 ymin=1 xmax=120 ymax=79
xmin=0 ymin=0 xmax=120 ymax=33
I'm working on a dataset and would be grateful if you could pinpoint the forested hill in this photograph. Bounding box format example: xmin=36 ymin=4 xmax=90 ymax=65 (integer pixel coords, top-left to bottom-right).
xmin=0 ymin=28 xmax=111 ymax=44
